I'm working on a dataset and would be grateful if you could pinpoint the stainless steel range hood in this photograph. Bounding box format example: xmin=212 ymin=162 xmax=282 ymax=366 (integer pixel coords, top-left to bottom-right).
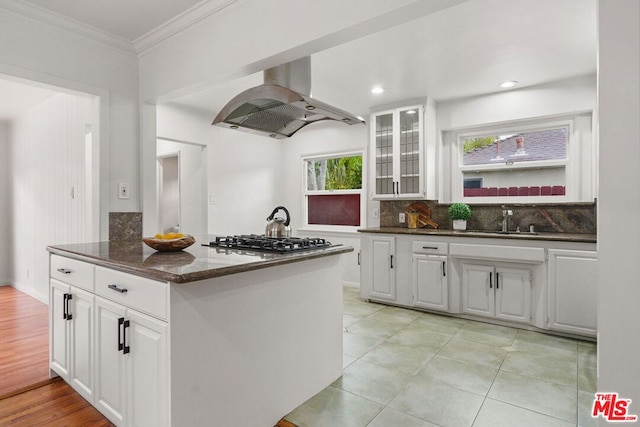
xmin=212 ymin=57 xmax=365 ymax=139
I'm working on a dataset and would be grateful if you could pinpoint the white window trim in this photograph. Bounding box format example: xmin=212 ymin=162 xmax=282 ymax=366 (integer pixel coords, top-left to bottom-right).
xmin=301 ymin=150 xmax=366 ymax=233
xmin=442 ymin=112 xmax=594 ymax=204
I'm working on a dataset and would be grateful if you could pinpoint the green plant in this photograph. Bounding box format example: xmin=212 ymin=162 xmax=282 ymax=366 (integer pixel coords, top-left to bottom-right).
xmin=448 ymin=202 xmax=472 ymax=220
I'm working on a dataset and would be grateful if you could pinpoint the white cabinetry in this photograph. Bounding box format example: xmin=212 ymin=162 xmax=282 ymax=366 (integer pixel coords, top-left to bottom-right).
xmin=547 ymin=249 xmax=597 ymax=336
xmin=49 ymin=254 xmax=95 ymax=403
xmin=95 ymin=296 xmax=168 ymax=427
xmin=50 ymin=280 xmax=94 ymax=402
xmin=412 ymin=241 xmax=448 ymax=311
xmin=462 ymin=263 xmax=531 ymax=323
xmin=93 ymin=266 xmax=169 ymax=427
xmin=367 ymin=235 xmax=396 ymax=301
xmin=49 ymin=256 xmax=168 ymax=427
xmin=371 ymin=105 xmax=425 ymax=199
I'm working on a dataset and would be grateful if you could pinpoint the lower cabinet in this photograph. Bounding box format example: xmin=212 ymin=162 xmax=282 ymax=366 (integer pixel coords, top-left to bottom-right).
xmin=94 ymin=296 xmax=169 ymax=427
xmin=547 ymin=249 xmax=597 ymax=336
xmin=50 ymin=279 xmax=94 ymax=402
xmin=412 ymin=254 xmax=448 ymax=311
xmin=365 ymin=235 xmax=397 ymax=302
xmin=462 ymin=263 xmax=531 ymax=323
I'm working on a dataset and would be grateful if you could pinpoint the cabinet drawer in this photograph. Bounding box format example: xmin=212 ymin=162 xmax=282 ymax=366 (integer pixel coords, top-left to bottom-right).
xmin=412 ymin=241 xmax=448 ymax=255
xmin=95 ymin=267 xmax=168 ymax=320
xmin=50 ymin=255 xmax=94 ymax=292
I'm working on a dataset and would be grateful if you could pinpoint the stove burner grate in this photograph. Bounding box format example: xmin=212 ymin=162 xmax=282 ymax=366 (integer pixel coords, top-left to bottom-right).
xmin=204 ymin=234 xmax=334 ymax=253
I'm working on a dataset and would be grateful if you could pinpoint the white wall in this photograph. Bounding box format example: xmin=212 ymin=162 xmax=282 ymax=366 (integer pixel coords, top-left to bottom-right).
xmin=156 ymin=104 xmax=281 ymax=236
xmin=280 ymin=121 xmax=369 ymax=286
xmin=597 ymin=0 xmax=640 ymax=411
xmin=157 ymin=139 xmax=207 ymax=235
xmin=0 ymin=7 xmax=139 ymax=239
xmin=10 ymin=93 xmax=93 ymax=302
xmin=435 ymin=75 xmax=597 ymax=202
xmin=0 ymin=121 xmax=9 ymax=284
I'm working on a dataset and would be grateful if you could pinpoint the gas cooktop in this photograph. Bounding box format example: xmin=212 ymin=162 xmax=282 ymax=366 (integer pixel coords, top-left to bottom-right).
xmin=203 ymin=234 xmax=335 ymax=254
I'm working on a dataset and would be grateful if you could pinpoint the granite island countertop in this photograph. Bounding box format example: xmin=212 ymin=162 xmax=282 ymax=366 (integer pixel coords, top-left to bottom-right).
xmin=47 ymin=235 xmax=353 ymax=283
xmin=358 ymin=227 xmax=596 ymax=243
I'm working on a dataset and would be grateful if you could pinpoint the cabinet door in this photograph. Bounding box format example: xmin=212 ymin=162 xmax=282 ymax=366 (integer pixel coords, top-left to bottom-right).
xmin=126 ymin=310 xmax=169 ymax=427
xmin=373 ymin=111 xmax=395 ymax=196
xmin=369 ymin=236 xmax=396 ymax=301
xmin=495 ymin=267 xmax=531 ymax=323
xmin=462 ymin=264 xmax=494 ymax=317
xmin=548 ymin=249 xmax=597 ymax=336
xmin=397 ymin=107 xmax=423 ymax=196
xmin=413 ymin=255 xmax=448 ymax=311
xmin=69 ymin=287 xmax=94 ymax=402
xmin=95 ymin=297 xmax=127 ymax=426
xmin=50 ymin=280 xmax=71 ymax=379
xmin=371 ymin=106 xmax=424 ymax=199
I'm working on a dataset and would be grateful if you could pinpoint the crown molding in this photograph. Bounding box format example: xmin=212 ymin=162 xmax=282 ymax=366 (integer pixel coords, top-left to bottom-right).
xmin=0 ymin=0 xmax=136 ymax=55
xmin=133 ymin=0 xmax=243 ymax=56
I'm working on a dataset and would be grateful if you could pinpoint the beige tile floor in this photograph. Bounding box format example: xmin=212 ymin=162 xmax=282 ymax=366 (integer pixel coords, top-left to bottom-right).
xmin=285 ymin=287 xmax=597 ymax=427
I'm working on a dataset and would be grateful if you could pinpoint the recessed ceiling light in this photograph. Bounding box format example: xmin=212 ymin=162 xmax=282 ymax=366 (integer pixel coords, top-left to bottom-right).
xmin=371 ymin=86 xmax=384 ymax=94
xmin=500 ymin=80 xmax=519 ymax=89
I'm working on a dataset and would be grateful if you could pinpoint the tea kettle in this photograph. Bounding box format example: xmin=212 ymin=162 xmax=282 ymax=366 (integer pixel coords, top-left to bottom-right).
xmin=265 ymin=206 xmax=291 ymax=238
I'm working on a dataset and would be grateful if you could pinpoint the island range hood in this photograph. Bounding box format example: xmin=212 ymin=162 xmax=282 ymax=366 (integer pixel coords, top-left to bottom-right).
xmin=212 ymin=57 xmax=365 ymax=139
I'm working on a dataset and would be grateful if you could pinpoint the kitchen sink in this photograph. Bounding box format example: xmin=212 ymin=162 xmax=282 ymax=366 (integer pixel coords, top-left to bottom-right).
xmin=459 ymin=230 xmax=539 ymax=236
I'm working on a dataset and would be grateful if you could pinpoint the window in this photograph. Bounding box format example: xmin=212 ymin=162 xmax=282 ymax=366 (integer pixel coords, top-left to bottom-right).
xmin=443 ymin=113 xmax=594 ymax=203
xmin=303 ymin=152 xmax=364 ymax=231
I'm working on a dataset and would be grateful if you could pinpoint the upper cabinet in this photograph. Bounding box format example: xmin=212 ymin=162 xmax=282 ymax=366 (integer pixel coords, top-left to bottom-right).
xmin=371 ymin=105 xmax=425 ymax=199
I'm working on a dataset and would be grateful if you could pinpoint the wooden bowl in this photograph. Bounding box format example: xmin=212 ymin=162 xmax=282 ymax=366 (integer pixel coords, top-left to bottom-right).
xmin=143 ymin=235 xmax=196 ymax=252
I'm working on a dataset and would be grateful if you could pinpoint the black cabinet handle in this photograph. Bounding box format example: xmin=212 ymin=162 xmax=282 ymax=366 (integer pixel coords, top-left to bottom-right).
xmin=390 ymin=255 xmax=394 ymax=269
xmin=66 ymin=294 xmax=72 ymax=320
xmin=489 ymin=272 xmax=493 ymax=289
xmin=442 ymin=261 xmax=446 ymax=277
xmin=357 ymin=251 xmax=360 ymax=266
xmin=496 ymin=272 xmax=500 ymax=289
xmin=123 ymin=320 xmax=130 ymax=354
xmin=57 ymin=268 xmax=72 ymax=275
xmin=108 ymin=284 xmax=128 ymax=294
xmin=62 ymin=293 xmax=68 ymax=320
xmin=118 ymin=317 xmax=124 ymax=351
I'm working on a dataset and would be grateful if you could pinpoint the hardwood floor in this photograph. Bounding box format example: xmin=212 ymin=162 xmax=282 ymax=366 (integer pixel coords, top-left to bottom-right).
xmin=0 ymin=377 xmax=114 ymax=426
xmin=0 ymin=286 xmax=50 ymax=397
xmin=0 ymin=285 xmax=114 ymax=425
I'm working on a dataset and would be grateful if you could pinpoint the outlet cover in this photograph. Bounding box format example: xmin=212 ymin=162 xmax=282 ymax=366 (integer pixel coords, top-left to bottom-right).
xmin=118 ymin=182 xmax=130 ymax=200
xmin=399 ymin=212 xmax=405 ymax=223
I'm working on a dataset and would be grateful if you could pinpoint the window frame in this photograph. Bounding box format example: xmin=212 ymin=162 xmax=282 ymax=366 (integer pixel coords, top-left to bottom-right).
xmin=443 ymin=112 xmax=594 ymax=204
xmin=301 ymin=150 xmax=366 ymax=233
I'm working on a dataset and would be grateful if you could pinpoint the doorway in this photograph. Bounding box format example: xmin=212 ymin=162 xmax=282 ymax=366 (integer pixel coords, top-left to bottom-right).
xmin=158 ymin=153 xmax=181 ymax=234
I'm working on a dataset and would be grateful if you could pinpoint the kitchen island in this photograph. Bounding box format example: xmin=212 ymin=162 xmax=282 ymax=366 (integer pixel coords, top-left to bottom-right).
xmin=47 ymin=236 xmax=352 ymax=427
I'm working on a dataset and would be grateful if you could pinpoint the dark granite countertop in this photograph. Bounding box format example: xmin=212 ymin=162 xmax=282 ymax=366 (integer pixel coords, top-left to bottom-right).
xmin=47 ymin=235 xmax=353 ymax=283
xmin=358 ymin=227 xmax=596 ymax=243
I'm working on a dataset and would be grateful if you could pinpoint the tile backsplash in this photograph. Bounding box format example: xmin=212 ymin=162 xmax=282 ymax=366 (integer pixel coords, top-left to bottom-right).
xmin=381 ymin=200 xmax=596 ymax=234
xmin=109 ymin=212 xmax=143 ymax=241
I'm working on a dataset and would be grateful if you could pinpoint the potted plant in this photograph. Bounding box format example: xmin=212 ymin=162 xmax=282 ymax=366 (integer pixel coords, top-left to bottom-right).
xmin=448 ymin=202 xmax=472 ymax=231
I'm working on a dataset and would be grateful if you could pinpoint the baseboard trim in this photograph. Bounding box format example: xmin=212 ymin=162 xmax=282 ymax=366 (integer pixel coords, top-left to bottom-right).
xmin=8 ymin=282 xmax=48 ymax=305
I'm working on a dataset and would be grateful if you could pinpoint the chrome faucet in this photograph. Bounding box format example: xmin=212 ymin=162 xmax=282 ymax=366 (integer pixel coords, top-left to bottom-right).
xmin=501 ymin=205 xmax=513 ymax=232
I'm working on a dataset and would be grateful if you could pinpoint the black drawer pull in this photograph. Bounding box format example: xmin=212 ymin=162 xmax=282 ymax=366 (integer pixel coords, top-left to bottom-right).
xmin=422 ymin=246 xmax=439 ymax=250
xmin=108 ymin=284 xmax=128 ymax=294
xmin=57 ymin=268 xmax=72 ymax=274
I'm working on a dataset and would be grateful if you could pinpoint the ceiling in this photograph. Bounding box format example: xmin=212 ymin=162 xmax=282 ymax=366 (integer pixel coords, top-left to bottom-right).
xmin=0 ymin=0 xmax=597 ymax=122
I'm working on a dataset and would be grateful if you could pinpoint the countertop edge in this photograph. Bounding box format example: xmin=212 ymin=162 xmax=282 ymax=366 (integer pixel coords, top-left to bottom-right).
xmin=357 ymin=227 xmax=597 ymax=243
xmin=47 ymin=245 xmax=354 ymax=283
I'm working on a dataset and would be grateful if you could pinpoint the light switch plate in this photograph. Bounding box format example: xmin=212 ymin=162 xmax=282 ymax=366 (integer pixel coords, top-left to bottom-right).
xmin=399 ymin=212 xmax=405 ymax=223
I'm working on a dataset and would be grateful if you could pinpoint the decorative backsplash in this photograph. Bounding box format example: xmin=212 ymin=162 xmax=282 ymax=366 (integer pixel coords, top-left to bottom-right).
xmin=380 ymin=200 xmax=596 ymax=234
xmin=109 ymin=212 xmax=143 ymax=241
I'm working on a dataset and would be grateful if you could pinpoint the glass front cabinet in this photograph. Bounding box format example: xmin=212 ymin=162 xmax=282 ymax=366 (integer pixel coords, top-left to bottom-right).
xmin=370 ymin=105 xmax=425 ymax=199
